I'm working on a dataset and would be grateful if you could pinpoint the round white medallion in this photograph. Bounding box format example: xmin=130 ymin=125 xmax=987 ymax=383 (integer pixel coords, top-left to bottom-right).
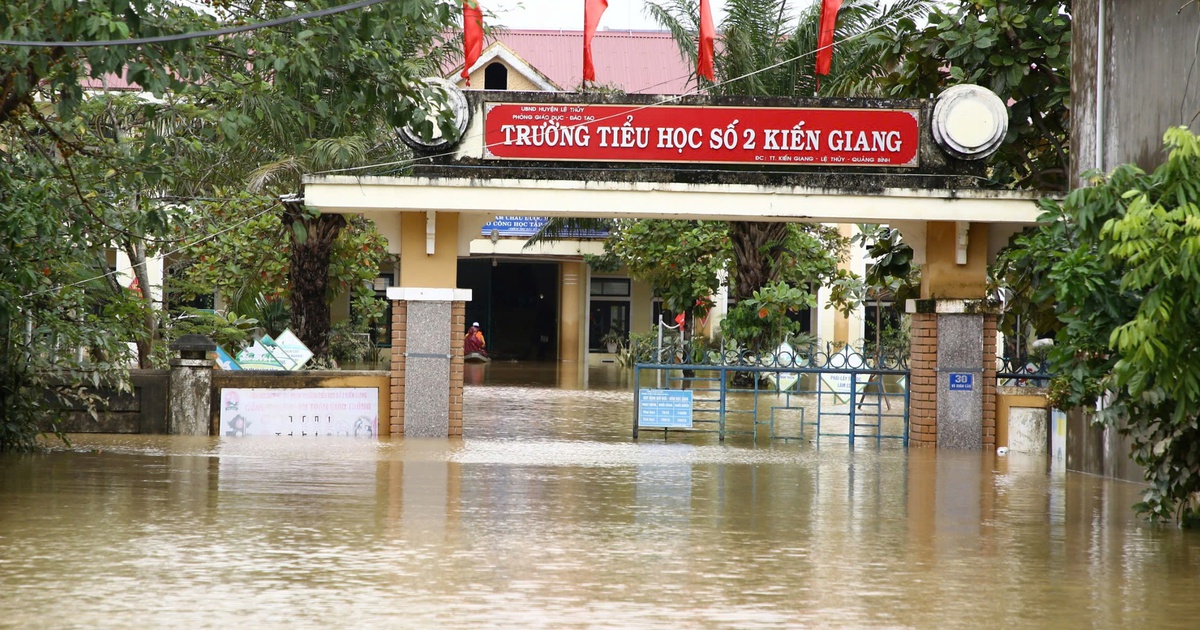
xmin=932 ymin=84 xmax=1008 ymax=160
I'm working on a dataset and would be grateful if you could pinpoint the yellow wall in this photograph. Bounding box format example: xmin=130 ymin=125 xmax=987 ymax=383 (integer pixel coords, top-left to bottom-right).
xmin=995 ymin=391 xmax=1050 ymax=449
xmin=630 ymin=278 xmax=655 ymax=336
xmin=559 ymin=262 xmax=583 ymax=362
xmin=921 ymin=221 xmax=989 ymax=299
xmin=833 ymin=224 xmax=855 ymax=345
xmin=399 ymin=211 xmax=461 ymax=288
xmin=460 ymin=60 xmax=542 ymax=92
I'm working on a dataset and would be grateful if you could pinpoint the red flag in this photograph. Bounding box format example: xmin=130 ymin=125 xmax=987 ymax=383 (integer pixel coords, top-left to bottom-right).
xmin=697 ymin=0 xmax=715 ymax=81
xmin=815 ymin=0 xmax=842 ymax=76
xmin=583 ymin=0 xmax=608 ymax=82
xmin=462 ymin=1 xmax=483 ymax=86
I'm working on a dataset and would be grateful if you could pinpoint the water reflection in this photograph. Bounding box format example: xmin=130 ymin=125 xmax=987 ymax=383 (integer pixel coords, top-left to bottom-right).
xmin=2 ymin=362 xmax=1199 ymax=628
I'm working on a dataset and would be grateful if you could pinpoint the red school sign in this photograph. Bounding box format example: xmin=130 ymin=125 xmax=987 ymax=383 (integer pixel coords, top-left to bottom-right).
xmin=483 ymin=103 xmax=920 ymax=168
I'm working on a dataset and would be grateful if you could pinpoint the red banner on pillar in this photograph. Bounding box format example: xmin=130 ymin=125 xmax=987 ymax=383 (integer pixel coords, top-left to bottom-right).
xmin=482 ymin=103 xmax=920 ymax=167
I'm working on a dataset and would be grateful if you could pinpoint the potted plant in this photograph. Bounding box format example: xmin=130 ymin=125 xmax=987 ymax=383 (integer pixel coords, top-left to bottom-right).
xmin=600 ymin=328 xmax=626 ymax=353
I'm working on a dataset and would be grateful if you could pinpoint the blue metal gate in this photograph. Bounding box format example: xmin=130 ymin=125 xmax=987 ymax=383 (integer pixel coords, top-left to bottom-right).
xmin=631 ymin=341 xmax=909 ymax=445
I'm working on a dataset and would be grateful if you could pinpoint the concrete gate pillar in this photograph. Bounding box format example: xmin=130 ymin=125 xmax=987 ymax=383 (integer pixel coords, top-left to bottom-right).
xmin=386 ymin=211 xmax=471 ymax=437
xmin=907 ymin=221 xmax=998 ymax=449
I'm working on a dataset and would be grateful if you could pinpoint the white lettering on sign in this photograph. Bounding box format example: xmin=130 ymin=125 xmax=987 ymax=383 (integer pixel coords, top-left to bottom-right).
xmin=484 ymin=103 xmax=921 ymax=167
xmin=827 ymin=129 xmax=903 ymax=153
xmin=500 ymin=122 xmax=592 ymax=148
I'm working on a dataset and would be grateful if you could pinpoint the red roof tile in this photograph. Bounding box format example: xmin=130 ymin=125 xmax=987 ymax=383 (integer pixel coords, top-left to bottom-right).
xmin=492 ymin=29 xmax=696 ymax=95
xmin=79 ymin=72 xmax=140 ymax=91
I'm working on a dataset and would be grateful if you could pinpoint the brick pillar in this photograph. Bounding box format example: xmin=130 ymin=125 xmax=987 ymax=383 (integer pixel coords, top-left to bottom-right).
xmin=907 ymin=299 xmax=998 ymax=449
xmin=389 ymin=300 xmax=408 ymax=435
xmin=982 ymin=314 xmax=998 ymax=447
xmin=387 ymin=288 xmax=472 ymax=437
xmin=449 ymin=301 xmax=466 ymax=437
xmin=909 ymin=312 xmax=938 ymax=446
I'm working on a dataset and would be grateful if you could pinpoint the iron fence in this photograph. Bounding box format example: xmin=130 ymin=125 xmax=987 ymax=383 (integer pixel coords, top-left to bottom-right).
xmin=996 ymin=355 xmax=1053 ymax=388
xmin=631 ymin=340 xmax=909 ymax=446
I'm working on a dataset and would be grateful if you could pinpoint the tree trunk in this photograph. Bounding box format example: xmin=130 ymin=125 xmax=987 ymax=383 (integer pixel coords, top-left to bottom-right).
xmin=283 ymin=203 xmax=346 ymax=361
xmin=728 ymin=221 xmax=789 ymax=300
xmin=122 ymin=238 xmax=156 ymax=369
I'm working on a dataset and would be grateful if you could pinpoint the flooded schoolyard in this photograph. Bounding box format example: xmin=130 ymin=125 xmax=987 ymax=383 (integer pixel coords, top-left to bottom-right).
xmin=2 ymin=361 xmax=1198 ymax=628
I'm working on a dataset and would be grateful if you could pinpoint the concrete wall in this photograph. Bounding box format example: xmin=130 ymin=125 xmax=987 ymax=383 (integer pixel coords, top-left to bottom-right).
xmin=43 ymin=370 xmax=170 ymax=434
xmin=995 ymin=387 xmax=1050 ymax=453
xmin=1067 ymin=0 xmax=1183 ymax=481
xmin=1065 ymin=407 xmax=1143 ymax=483
xmin=1072 ymin=0 xmax=1200 ymax=182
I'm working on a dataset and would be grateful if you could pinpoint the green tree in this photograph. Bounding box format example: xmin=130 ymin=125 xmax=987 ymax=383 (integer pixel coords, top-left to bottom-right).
xmin=165 ymin=0 xmax=460 ymax=359
xmin=853 ymin=224 xmax=918 ymax=356
xmin=1005 ymin=128 xmax=1200 ymax=526
xmin=605 ymin=220 xmax=730 ymax=328
xmin=1 ymin=0 xmax=219 ymax=450
xmin=871 ymin=0 xmax=1071 ymax=190
xmin=0 ymin=0 xmax=461 ymax=449
xmin=601 ymin=219 xmax=848 ymax=350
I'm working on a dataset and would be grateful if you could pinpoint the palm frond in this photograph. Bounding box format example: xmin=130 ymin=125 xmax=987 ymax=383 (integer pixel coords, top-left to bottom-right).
xmin=523 ymin=217 xmax=615 ymax=249
xmin=247 ymin=156 xmax=306 ymax=193
xmin=644 ymin=0 xmax=701 ymax=69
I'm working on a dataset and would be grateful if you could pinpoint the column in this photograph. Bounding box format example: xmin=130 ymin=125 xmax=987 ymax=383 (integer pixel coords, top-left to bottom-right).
xmin=386 ymin=211 xmax=471 ymax=437
xmin=906 ymin=221 xmax=997 ymax=449
xmin=559 ymin=261 xmax=583 ymax=363
xmin=168 ymin=334 xmax=216 ymax=436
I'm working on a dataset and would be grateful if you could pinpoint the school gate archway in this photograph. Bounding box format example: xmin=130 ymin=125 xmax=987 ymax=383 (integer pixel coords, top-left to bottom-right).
xmin=303 ymin=89 xmax=1044 ymax=447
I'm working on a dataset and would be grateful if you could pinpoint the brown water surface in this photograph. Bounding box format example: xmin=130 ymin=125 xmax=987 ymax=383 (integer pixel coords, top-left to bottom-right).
xmin=2 ymin=362 xmax=1198 ymax=628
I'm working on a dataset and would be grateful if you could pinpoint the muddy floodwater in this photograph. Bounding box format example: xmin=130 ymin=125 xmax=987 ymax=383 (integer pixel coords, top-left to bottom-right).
xmin=2 ymin=362 xmax=1199 ymax=628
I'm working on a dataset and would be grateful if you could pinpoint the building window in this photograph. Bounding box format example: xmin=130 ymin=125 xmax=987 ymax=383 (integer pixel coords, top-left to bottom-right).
xmin=484 ymin=62 xmax=508 ymax=90
xmin=590 ymin=277 xmax=630 ymax=297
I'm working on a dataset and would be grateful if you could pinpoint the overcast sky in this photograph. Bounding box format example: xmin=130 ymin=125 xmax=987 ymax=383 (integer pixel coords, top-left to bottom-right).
xmin=488 ymin=0 xmax=818 ymax=31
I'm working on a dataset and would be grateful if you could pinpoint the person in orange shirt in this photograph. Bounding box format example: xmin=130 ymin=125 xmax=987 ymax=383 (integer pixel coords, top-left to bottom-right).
xmin=464 ymin=322 xmax=487 ymax=356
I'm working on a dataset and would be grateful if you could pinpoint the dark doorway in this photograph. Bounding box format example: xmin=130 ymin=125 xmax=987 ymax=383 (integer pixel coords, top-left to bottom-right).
xmin=459 ymin=259 xmax=558 ymax=360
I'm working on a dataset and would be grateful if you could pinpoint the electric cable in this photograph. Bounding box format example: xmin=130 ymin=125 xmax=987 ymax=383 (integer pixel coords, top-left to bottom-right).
xmin=0 ymin=0 xmax=390 ymax=47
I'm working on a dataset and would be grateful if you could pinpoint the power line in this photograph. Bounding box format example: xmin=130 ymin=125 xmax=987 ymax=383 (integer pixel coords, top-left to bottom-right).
xmin=0 ymin=0 xmax=389 ymax=48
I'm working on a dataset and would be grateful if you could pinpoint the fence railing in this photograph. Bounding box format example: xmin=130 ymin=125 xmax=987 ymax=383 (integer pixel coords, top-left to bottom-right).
xmin=996 ymin=355 xmax=1053 ymax=388
xmin=631 ymin=340 xmax=909 ymax=446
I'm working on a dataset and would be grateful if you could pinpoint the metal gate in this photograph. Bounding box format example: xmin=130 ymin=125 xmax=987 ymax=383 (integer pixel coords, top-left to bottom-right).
xmin=631 ymin=340 xmax=909 ymax=445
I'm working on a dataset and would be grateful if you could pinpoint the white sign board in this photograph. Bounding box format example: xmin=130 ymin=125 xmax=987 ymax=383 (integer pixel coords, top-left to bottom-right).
xmin=274 ymin=329 xmax=314 ymax=370
xmin=638 ymin=389 xmax=693 ymax=428
xmin=235 ymin=339 xmax=287 ymax=370
xmin=819 ymin=373 xmax=873 ymax=405
xmin=219 ymin=388 xmax=378 ymax=437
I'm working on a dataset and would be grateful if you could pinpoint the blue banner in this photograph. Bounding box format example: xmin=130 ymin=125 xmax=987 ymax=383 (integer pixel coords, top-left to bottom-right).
xmin=481 ymin=216 xmax=608 ymax=238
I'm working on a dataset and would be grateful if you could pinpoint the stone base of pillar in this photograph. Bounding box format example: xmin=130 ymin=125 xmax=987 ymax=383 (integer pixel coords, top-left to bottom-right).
xmin=168 ymin=358 xmax=213 ymax=436
xmin=906 ymin=299 xmax=998 ymax=449
xmin=388 ymin=288 xmax=472 ymax=437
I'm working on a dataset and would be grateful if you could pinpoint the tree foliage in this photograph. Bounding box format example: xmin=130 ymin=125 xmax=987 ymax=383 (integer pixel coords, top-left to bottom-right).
xmin=646 ymin=0 xmax=930 ymax=97
xmin=1001 ymin=128 xmax=1200 ymax=526
xmin=871 ymin=0 xmax=1071 ymax=189
xmin=604 ymin=219 xmax=847 ymax=349
xmin=605 ymin=220 xmax=730 ymax=322
xmin=0 ymin=0 xmax=460 ymax=450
